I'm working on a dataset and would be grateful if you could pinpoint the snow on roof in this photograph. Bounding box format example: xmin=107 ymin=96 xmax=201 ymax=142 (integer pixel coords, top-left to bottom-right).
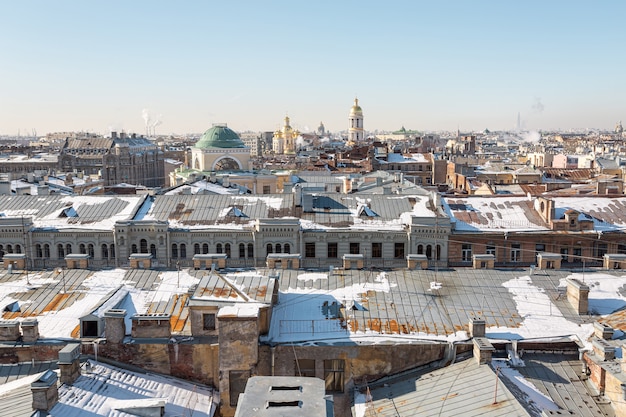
xmin=269 ymin=268 xmax=626 ymax=347
xmin=51 ymin=361 xmax=216 ymax=416
xmin=385 ymin=153 xmax=428 ymax=163
xmin=0 ymin=268 xmax=202 ymax=339
xmin=0 ymin=195 xmax=144 ymax=231
xmin=445 ymin=196 xmax=548 ymax=232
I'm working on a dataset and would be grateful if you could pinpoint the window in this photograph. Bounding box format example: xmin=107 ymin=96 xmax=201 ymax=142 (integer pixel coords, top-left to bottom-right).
xmin=171 ymin=244 xmax=178 ymax=258
xmin=203 ymin=243 xmax=209 ymax=254
xmin=263 ymin=185 xmax=271 ymax=194
xmin=394 ymin=243 xmax=405 ymax=259
xmin=619 ymin=244 xmax=626 ymax=255
xmin=101 ymin=244 xmax=109 ymax=259
xmin=140 ymin=239 xmax=148 ymax=253
xmin=560 ymin=247 xmax=569 ymax=262
xmin=372 ymin=242 xmax=382 ymax=258
xmin=43 ymin=244 xmax=50 ymax=258
xmin=461 ymin=244 xmax=472 ymax=262
xmin=266 ymin=244 xmax=273 ymax=255
xmin=436 ymin=244 xmax=441 ymax=260
xmin=35 ymin=244 xmax=42 ymax=258
xmin=350 ymin=242 xmax=360 ymax=254
xmin=150 ymin=244 xmax=156 ymax=257
xmin=535 ymin=243 xmax=545 ymax=254
xmin=180 ymin=244 xmax=187 ymax=258
xmin=327 ymin=243 xmax=338 ymax=258
xmin=80 ymin=244 xmax=86 ymax=254
xmin=275 ymin=243 xmax=282 ymax=254
xmin=110 ymin=244 xmax=115 ymax=258
xmin=239 ymin=243 xmax=246 ymax=258
xmin=296 ymin=359 xmax=316 ymax=377
xmin=486 ymin=243 xmax=496 ymax=257
xmin=65 ymin=244 xmax=72 ymax=255
xmin=511 ymin=243 xmax=521 ymax=262
xmin=194 ymin=243 xmax=200 ymax=255
xmin=305 ymin=242 xmax=316 ymax=258
xmin=417 ymin=244 xmax=423 ymax=254
xmin=426 ymin=245 xmax=432 ymax=259
xmin=216 ymin=243 xmax=223 ymax=254
xmin=203 ymin=313 xmax=216 ymax=330
xmin=132 ymin=244 xmax=138 ymax=253
xmin=324 ymin=359 xmax=345 ymax=393
xmin=284 ymin=243 xmax=290 ymax=254
xmin=224 ymin=243 xmax=231 ymax=257
xmin=247 ymin=243 xmax=254 ymax=258
xmin=594 ymin=243 xmax=608 ymax=259
xmin=88 ymin=244 xmax=94 ymax=258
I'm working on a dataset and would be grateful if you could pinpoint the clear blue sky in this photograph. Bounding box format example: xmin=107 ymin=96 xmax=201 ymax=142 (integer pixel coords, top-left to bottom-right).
xmin=1 ymin=1 xmax=624 ymax=136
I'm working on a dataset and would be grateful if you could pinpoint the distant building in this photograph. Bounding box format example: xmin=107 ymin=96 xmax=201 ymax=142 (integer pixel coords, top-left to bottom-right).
xmin=348 ymin=98 xmax=364 ymax=145
xmin=59 ymin=132 xmax=164 ymax=187
xmin=191 ymin=124 xmax=251 ymax=171
xmin=272 ymin=116 xmax=298 ymax=155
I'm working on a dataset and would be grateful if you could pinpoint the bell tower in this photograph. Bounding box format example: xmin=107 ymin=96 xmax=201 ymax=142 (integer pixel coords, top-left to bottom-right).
xmin=348 ymin=97 xmax=364 ymax=145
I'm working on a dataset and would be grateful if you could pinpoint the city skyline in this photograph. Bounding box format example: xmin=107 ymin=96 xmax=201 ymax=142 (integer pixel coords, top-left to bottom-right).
xmin=1 ymin=1 xmax=625 ymax=136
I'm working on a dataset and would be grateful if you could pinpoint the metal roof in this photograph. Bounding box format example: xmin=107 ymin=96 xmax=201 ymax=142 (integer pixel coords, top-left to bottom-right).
xmin=358 ymin=359 xmax=531 ymax=416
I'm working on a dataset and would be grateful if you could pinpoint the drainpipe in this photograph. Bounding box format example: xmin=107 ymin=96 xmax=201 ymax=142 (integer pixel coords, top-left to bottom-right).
xmin=271 ymin=346 xmax=275 ymax=376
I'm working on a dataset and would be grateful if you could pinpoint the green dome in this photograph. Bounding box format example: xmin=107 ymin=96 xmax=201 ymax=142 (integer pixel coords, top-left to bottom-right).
xmin=195 ymin=124 xmax=245 ymax=149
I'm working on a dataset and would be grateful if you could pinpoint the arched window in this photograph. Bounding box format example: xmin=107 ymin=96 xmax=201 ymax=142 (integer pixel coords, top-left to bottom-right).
xmin=131 ymin=244 xmax=138 ymax=253
xmin=216 ymin=243 xmax=223 ymax=254
xmin=80 ymin=244 xmax=86 ymax=254
xmin=275 ymin=244 xmax=282 ymax=254
xmin=36 ymin=244 xmax=43 ymax=258
xmin=180 ymin=244 xmax=187 ymax=259
xmin=44 ymin=244 xmax=50 ymax=258
xmin=239 ymin=243 xmax=246 ymax=258
xmin=426 ymin=245 xmax=432 ymax=259
xmin=171 ymin=244 xmax=178 ymax=258
xmin=65 ymin=244 xmax=72 ymax=255
xmin=266 ymin=244 xmax=273 ymax=255
xmin=102 ymin=244 xmax=109 ymax=259
xmin=57 ymin=244 xmax=65 ymax=259
xmin=225 ymin=243 xmax=231 ymax=257
xmin=140 ymin=239 xmax=148 ymax=253
xmin=0 ymin=245 xmax=4 ymax=257
xmin=284 ymin=243 xmax=290 ymax=254
xmin=194 ymin=243 xmax=200 ymax=255
xmin=150 ymin=244 xmax=156 ymax=258
xmin=6 ymin=244 xmax=12 ymax=254
xmin=110 ymin=244 xmax=115 ymax=259
xmin=436 ymin=244 xmax=441 ymax=261
xmin=15 ymin=244 xmax=22 ymax=254
xmin=202 ymin=243 xmax=209 ymax=254
xmin=88 ymin=244 xmax=94 ymax=258
xmin=417 ymin=244 xmax=423 ymax=254
xmin=247 ymin=243 xmax=254 ymax=258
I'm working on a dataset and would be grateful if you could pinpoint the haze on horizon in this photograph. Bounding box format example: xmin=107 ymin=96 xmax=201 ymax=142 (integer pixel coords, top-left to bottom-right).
xmin=1 ymin=1 xmax=624 ymax=136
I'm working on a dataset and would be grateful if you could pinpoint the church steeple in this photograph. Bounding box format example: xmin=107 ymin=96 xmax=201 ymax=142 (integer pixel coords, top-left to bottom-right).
xmin=348 ymin=97 xmax=364 ymax=145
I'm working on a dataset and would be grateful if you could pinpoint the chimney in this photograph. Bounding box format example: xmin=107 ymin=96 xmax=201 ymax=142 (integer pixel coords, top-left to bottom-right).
xmin=104 ymin=309 xmax=127 ymax=344
xmin=592 ymin=338 xmax=615 ymax=361
xmin=21 ymin=319 xmax=39 ymax=343
xmin=469 ymin=317 xmax=486 ymax=338
xmin=58 ymin=343 xmax=81 ymax=385
xmin=473 ymin=337 xmax=495 ymax=365
xmin=31 ymin=370 xmax=58 ymax=412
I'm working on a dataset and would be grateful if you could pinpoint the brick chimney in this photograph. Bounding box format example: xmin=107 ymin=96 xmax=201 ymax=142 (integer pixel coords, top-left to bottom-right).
xmin=31 ymin=370 xmax=58 ymax=412
xmin=21 ymin=319 xmax=39 ymax=343
xmin=58 ymin=343 xmax=81 ymax=385
xmin=104 ymin=309 xmax=126 ymax=344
